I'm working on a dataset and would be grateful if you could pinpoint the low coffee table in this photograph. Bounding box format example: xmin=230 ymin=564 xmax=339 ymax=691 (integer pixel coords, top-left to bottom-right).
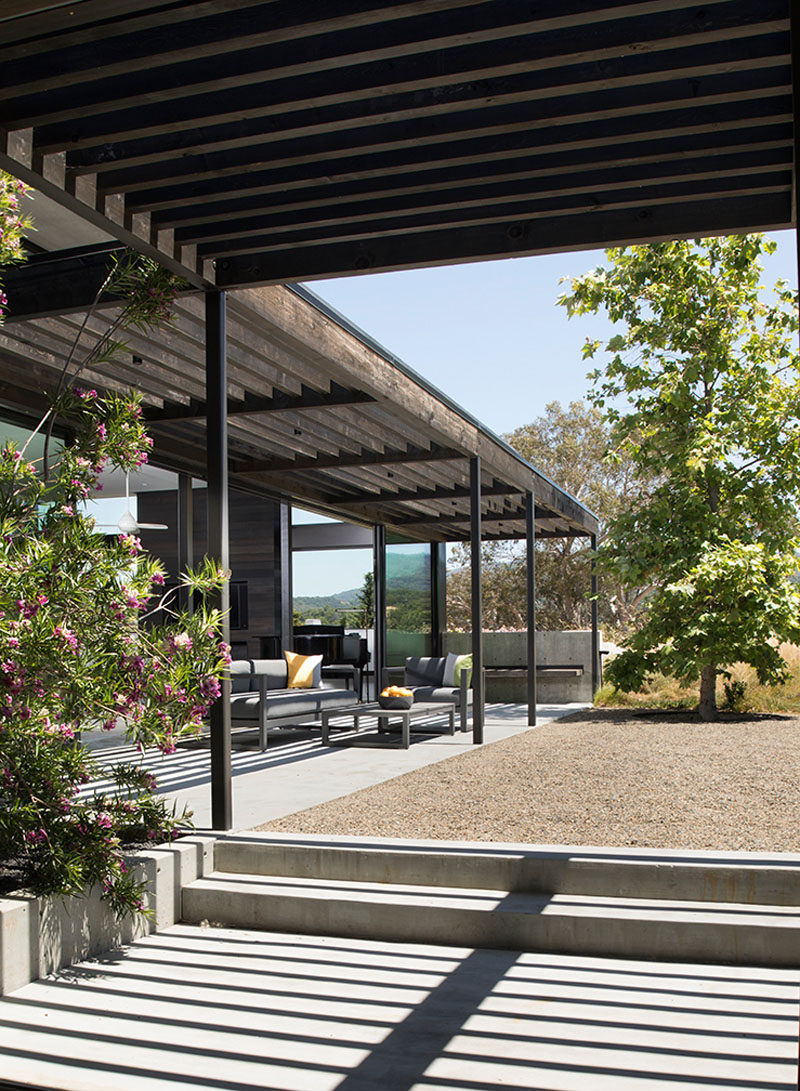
xmin=320 ymin=701 xmax=455 ymax=749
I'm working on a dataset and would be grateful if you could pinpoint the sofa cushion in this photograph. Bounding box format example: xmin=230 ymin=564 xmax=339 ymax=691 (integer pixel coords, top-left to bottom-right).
xmin=404 ymin=656 xmax=447 ymax=686
xmin=231 ymin=689 xmax=319 ymax=720
xmin=315 ymin=688 xmax=359 ymax=709
xmin=229 ymin=659 xmax=255 ymax=694
xmin=408 ymin=685 xmax=472 ymax=706
xmin=250 ymin=659 xmax=289 ymax=689
xmin=441 ymin=651 xmax=460 ymax=686
xmin=230 ymin=685 xmax=358 ymax=721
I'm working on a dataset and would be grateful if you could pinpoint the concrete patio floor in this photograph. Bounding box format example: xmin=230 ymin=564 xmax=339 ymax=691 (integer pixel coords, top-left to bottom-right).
xmin=0 ymin=924 xmax=796 ymax=1091
xmin=84 ymin=702 xmax=586 ymax=831
xmin=3 ymin=703 xmax=796 ymax=1089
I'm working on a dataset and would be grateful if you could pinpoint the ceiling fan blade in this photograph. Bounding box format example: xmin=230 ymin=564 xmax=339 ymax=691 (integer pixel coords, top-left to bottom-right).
xmin=136 ymin=522 xmax=169 ymax=530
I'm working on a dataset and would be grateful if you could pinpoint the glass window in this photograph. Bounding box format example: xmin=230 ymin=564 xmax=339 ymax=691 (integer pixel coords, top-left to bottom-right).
xmin=386 ymin=539 xmax=432 ymax=665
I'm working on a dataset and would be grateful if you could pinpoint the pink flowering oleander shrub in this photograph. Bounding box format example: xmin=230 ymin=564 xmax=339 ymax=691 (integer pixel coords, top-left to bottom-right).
xmin=0 ymin=389 xmax=229 ymax=917
xmin=0 ymin=171 xmax=32 ymax=323
xmin=0 ymin=233 xmax=228 ymax=918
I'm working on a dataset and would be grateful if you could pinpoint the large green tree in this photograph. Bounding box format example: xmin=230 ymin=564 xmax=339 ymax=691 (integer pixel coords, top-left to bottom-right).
xmin=446 ymin=400 xmax=650 ymax=634
xmin=560 ymin=235 xmax=800 ymax=719
xmin=506 ymin=400 xmax=651 ymax=633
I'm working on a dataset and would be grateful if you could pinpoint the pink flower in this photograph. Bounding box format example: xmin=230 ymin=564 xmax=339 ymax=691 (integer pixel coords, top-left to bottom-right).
xmin=198 ymin=676 xmax=221 ymax=701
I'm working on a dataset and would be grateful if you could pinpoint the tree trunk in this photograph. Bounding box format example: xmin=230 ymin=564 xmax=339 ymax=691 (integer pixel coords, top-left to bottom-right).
xmin=698 ymin=664 xmax=717 ymax=721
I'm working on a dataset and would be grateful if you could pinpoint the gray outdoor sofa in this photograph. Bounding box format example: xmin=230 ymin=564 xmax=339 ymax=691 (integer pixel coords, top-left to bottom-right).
xmin=391 ymin=654 xmax=473 ymax=732
xmin=230 ymin=658 xmax=358 ymax=749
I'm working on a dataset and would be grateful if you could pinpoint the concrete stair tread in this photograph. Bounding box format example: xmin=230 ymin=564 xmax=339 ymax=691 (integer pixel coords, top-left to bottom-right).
xmin=187 ymin=871 xmax=800 ymax=926
xmin=213 ymin=836 xmax=800 ymax=905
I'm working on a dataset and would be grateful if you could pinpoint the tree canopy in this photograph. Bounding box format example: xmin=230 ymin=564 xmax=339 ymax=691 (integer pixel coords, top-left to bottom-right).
xmin=446 ymin=400 xmax=649 ymax=634
xmin=560 ymin=234 xmax=800 ymax=719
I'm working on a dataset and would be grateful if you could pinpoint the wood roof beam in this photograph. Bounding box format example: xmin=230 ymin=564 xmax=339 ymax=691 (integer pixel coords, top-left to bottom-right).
xmin=124 ymin=101 xmax=790 ymax=221
xmin=173 ymin=146 xmax=793 ymax=246
xmin=215 ymin=191 xmax=792 ymax=288
xmin=6 ymin=0 xmax=776 ymax=129
xmin=92 ymin=77 xmax=790 ymax=198
xmin=1 ymin=0 xmax=496 ymax=105
xmin=326 ymin=480 xmax=521 ymax=506
xmin=144 ymin=383 xmax=374 ymax=423
xmin=53 ymin=30 xmax=789 ymax=168
xmin=201 ymin=170 xmax=791 ymax=260
xmin=230 ymin=444 xmax=463 ymax=476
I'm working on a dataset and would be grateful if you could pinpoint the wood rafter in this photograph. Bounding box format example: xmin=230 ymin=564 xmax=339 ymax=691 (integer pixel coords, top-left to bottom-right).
xmin=144 ymin=383 xmax=375 ymax=423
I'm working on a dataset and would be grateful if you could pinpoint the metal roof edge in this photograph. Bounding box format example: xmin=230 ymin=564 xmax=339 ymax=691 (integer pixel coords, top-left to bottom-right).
xmin=288 ymin=282 xmax=598 ymax=526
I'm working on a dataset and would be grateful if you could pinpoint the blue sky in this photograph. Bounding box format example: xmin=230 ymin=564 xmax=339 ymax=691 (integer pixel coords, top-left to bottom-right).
xmin=304 ymin=231 xmax=798 ymax=436
xmin=293 ymin=231 xmax=798 ymax=599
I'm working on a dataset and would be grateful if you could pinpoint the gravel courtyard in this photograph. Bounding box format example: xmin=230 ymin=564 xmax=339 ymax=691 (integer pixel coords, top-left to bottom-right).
xmin=256 ymin=707 xmax=800 ymax=852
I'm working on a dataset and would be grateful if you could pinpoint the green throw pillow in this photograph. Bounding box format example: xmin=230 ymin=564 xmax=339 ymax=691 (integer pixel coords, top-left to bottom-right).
xmin=453 ymin=654 xmax=473 ymax=687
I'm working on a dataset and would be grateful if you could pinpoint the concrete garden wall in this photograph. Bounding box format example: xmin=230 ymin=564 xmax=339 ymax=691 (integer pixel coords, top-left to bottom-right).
xmin=0 ymin=835 xmax=215 ymax=995
xmin=444 ymin=630 xmax=599 ymax=702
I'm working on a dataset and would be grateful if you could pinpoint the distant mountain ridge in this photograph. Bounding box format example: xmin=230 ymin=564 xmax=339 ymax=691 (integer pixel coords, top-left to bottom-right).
xmin=294 ymin=586 xmax=360 ymax=617
xmin=295 ymin=552 xmax=429 ymax=620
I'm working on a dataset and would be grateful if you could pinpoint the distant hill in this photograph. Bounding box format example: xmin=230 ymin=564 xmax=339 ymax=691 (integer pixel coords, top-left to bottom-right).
xmin=294 ymin=552 xmax=430 ymax=623
xmin=386 ymin=550 xmax=430 ymax=590
xmin=294 ymin=586 xmax=360 ymax=622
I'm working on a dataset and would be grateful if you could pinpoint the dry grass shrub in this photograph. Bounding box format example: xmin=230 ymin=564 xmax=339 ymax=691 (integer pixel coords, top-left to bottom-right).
xmin=595 ymin=643 xmax=800 ymax=713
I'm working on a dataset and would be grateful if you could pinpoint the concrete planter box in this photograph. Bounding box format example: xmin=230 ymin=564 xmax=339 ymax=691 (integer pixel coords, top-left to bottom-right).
xmin=0 ymin=835 xmax=214 ymax=995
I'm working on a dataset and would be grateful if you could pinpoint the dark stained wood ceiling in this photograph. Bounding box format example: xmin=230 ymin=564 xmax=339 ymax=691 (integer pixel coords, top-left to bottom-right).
xmin=0 ymin=1 xmax=793 ymax=289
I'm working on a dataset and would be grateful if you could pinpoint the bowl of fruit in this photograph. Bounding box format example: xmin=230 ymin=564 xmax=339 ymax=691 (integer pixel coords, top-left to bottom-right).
xmin=377 ymin=685 xmax=414 ymax=710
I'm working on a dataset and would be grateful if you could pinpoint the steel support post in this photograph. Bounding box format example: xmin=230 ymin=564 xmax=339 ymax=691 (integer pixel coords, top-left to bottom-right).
xmin=277 ymin=502 xmax=292 ymax=652
xmin=206 ymin=290 xmax=232 ymax=830
xmin=793 ymin=2 xmax=800 ymax=328
xmin=177 ymin=472 xmax=193 ymax=615
xmin=373 ymin=523 xmax=387 ymax=697
xmin=590 ymin=532 xmax=599 ymax=699
xmin=470 ymin=456 xmax=484 ymax=743
xmin=525 ymin=492 xmax=537 ymax=727
xmin=431 ymin=541 xmax=446 ymax=657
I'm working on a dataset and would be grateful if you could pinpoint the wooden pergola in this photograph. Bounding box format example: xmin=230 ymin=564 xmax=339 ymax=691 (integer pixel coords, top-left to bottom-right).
xmin=0 ymin=0 xmax=796 ymax=827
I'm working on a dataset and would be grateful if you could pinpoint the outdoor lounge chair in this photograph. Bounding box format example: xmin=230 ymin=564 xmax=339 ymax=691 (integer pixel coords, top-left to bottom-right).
xmin=396 ymin=654 xmax=472 ymax=732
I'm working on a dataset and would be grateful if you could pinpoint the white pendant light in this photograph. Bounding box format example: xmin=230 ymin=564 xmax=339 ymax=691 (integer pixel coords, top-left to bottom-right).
xmin=118 ymin=470 xmax=168 ymax=533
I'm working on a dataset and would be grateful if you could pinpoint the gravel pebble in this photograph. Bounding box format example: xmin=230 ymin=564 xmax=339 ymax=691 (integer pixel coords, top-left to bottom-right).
xmin=255 ymin=708 xmax=800 ymax=852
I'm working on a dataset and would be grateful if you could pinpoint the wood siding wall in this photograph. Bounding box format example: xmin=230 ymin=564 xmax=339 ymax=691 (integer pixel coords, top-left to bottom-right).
xmin=139 ymin=487 xmax=282 ymax=658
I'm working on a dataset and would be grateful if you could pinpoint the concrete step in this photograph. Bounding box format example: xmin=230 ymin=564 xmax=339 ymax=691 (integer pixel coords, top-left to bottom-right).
xmin=212 ymin=833 xmax=800 ymax=906
xmin=181 ymin=870 xmax=800 ymax=966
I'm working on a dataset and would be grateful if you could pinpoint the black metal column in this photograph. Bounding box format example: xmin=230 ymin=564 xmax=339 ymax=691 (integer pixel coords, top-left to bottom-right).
xmin=590 ymin=532 xmax=599 ymax=699
xmin=792 ymin=2 xmax=800 ymax=326
xmin=373 ymin=523 xmax=387 ymax=696
xmin=470 ymin=456 xmax=484 ymax=743
xmin=525 ymin=492 xmax=537 ymax=727
xmin=206 ymin=290 xmax=232 ymax=831
xmin=431 ymin=540 xmax=446 ymax=657
xmin=277 ymin=502 xmax=292 ymax=652
xmin=177 ymin=473 xmax=193 ymax=615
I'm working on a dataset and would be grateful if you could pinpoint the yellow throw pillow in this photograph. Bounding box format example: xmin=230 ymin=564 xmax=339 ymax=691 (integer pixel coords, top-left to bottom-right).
xmin=285 ymin=650 xmax=322 ymax=689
